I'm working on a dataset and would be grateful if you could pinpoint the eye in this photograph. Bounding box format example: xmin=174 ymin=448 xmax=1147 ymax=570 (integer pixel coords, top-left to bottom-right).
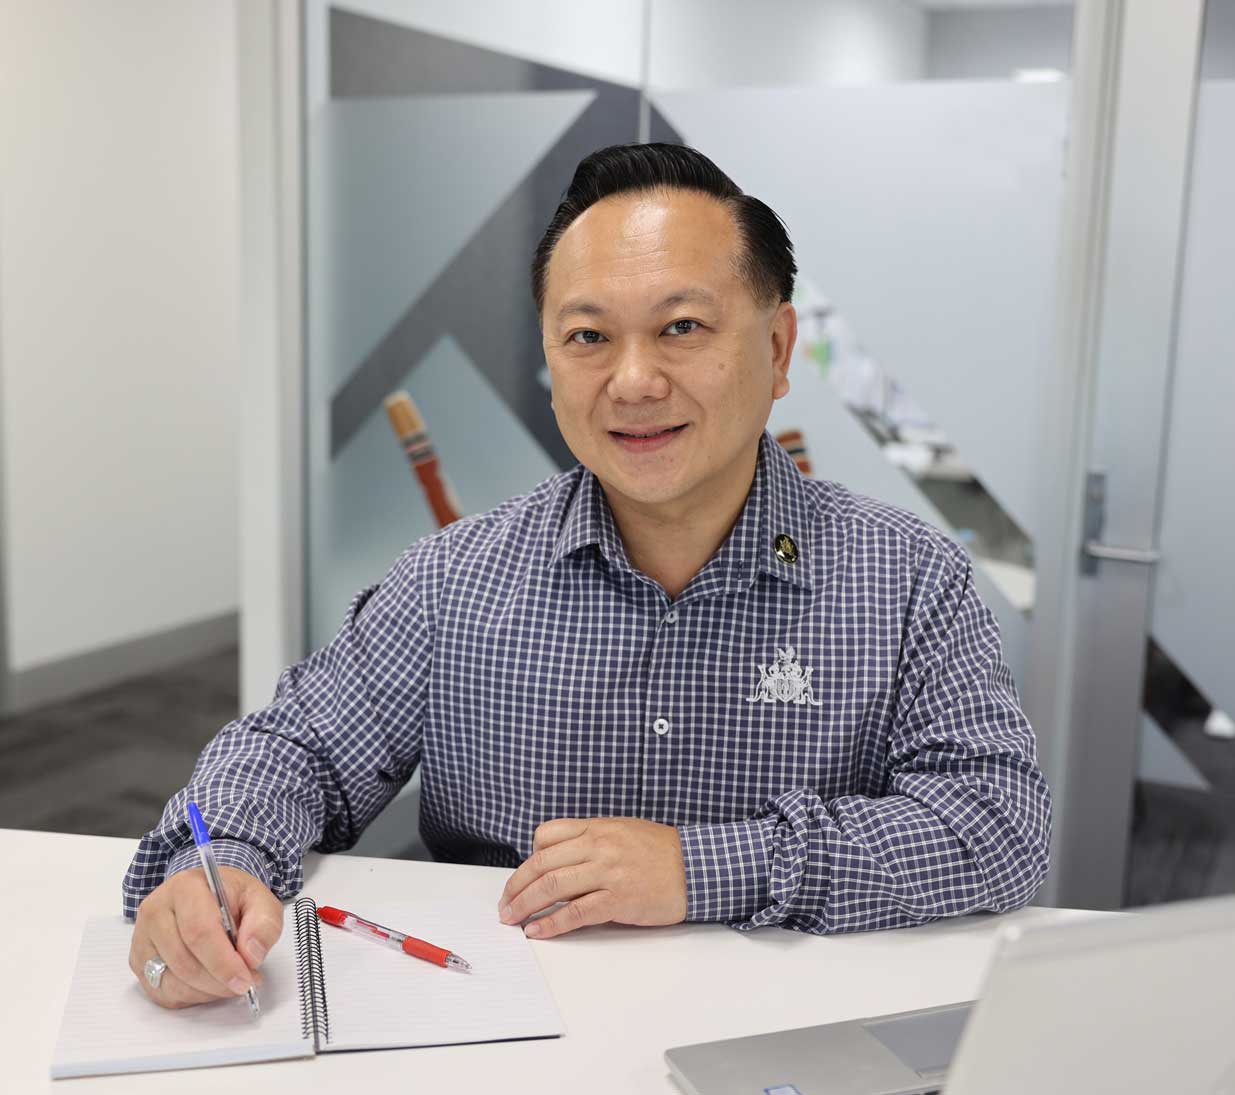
xmin=664 ymin=319 xmax=701 ymax=337
xmin=568 ymin=329 xmax=606 ymax=345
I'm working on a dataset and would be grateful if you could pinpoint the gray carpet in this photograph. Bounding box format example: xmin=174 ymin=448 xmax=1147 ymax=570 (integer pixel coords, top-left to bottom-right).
xmin=1127 ymin=714 xmax=1235 ymax=906
xmin=1129 ymin=642 xmax=1235 ymax=905
xmin=0 ymin=647 xmax=240 ymax=838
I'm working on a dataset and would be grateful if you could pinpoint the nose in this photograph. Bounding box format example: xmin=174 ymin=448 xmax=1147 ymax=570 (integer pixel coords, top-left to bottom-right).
xmin=606 ymin=338 xmax=670 ymax=404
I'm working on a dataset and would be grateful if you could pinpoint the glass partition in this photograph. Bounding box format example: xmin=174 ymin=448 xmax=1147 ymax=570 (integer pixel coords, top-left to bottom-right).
xmin=655 ymin=80 xmax=1069 ymax=678
xmin=301 ymin=0 xmax=1078 ymax=856
xmin=305 ymin=0 xmax=1075 ymax=678
xmin=304 ymin=1 xmax=646 ymax=649
xmin=648 ymin=3 xmax=1074 ymax=686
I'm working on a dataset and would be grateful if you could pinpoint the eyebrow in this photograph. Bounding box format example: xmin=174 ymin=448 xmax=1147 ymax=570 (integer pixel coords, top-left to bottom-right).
xmin=555 ymin=288 xmax=720 ymax=326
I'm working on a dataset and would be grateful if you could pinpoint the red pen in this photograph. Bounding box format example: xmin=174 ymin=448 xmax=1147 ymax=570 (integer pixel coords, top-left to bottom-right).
xmin=317 ymin=906 xmax=473 ymax=972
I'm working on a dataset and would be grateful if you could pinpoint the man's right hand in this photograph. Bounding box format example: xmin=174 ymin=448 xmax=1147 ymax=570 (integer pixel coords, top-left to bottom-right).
xmin=128 ymin=866 xmax=283 ymax=1009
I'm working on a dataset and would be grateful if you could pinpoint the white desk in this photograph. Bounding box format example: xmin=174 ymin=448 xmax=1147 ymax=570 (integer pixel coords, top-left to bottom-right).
xmin=1 ymin=829 xmax=1102 ymax=1093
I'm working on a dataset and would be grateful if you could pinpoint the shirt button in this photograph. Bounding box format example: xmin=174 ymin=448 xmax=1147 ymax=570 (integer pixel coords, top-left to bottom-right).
xmin=664 ymin=610 xmax=678 ymax=624
xmin=653 ymin=717 xmax=671 ymax=735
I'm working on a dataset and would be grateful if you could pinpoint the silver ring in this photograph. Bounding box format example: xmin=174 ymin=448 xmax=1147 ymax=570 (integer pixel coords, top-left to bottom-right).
xmin=144 ymin=956 xmax=168 ymax=990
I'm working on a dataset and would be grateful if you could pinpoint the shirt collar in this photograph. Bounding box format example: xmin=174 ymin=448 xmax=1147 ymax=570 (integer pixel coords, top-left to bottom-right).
xmin=551 ymin=462 xmax=633 ymax=572
xmin=551 ymin=431 xmax=817 ymax=593
xmin=726 ymin=431 xmax=817 ymax=594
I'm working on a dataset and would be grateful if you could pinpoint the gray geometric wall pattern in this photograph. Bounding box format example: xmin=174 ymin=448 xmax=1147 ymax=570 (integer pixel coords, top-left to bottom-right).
xmin=326 ymin=8 xmax=683 ymax=469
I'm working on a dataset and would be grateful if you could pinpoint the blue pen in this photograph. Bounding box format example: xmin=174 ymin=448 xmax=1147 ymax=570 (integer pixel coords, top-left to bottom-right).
xmin=186 ymin=802 xmax=261 ymax=1017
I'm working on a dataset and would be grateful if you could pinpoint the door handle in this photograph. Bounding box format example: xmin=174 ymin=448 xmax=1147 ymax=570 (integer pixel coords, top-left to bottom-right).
xmin=1082 ymin=541 xmax=1161 ymax=565
xmin=1081 ymin=470 xmax=1162 ymax=573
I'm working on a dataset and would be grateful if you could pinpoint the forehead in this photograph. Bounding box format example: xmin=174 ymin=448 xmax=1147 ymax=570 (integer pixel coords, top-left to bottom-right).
xmin=544 ymin=189 xmax=743 ymax=305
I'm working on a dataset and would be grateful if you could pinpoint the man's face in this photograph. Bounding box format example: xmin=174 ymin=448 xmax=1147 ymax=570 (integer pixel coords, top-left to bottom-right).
xmin=541 ymin=189 xmax=795 ymax=516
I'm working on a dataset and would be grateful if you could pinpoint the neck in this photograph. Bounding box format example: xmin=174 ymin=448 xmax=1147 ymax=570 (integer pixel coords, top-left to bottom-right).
xmin=603 ymin=441 xmax=760 ymax=601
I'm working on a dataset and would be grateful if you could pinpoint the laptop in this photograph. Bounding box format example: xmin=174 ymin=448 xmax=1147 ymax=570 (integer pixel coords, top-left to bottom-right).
xmin=665 ymin=893 xmax=1235 ymax=1095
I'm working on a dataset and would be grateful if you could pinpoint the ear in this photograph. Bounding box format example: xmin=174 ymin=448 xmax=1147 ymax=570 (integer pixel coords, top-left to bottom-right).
xmin=770 ymin=302 xmax=796 ymax=401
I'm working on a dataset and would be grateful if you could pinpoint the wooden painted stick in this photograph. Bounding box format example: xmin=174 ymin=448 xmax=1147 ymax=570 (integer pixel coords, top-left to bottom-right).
xmin=384 ymin=391 xmax=463 ymax=528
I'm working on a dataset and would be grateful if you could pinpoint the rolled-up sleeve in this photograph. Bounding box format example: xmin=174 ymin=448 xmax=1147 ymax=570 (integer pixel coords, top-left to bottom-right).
xmin=679 ymin=539 xmax=1052 ymax=933
xmin=121 ymin=548 xmax=434 ymax=919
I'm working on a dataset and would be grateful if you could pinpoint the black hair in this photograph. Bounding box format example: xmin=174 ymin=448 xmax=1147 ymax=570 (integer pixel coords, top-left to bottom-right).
xmin=531 ymin=142 xmax=796 ymax=316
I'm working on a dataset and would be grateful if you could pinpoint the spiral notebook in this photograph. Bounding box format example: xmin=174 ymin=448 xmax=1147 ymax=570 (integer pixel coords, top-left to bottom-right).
xmin=51 ymin=896 xmax=564 ymax=1079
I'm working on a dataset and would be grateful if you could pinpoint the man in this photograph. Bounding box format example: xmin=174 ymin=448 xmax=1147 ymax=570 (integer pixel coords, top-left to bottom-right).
xmin=124 ymin=143 xmax=1051 ymax=1009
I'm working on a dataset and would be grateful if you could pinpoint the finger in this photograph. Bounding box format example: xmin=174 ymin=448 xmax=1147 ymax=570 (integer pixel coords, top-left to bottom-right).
xmin=499 ymin=840 xmax=590 ymax=915
xmin=129 ymin=939 xmax=220 ymax=1010
xmin=173 ymin=891 xmax=259 ymax=997
xmin=532 ymin=817 xmax=590 ymax=853
xmin=231 ymin=876 xmax=283 ymax=971
xmin=504 ymin=862 xmax=602 ymax=925
xmin=524 ymin=890 xmax=613 ymax=940
xmin=141 ymin=964 xmax=217 ymax=1010
xmin=144 ymin=905 xmax=242 ymax=999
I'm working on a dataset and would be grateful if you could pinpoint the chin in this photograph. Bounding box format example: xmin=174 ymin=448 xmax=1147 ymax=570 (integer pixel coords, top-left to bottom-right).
xmin=603 ymin=470 xmax=688 ymax=506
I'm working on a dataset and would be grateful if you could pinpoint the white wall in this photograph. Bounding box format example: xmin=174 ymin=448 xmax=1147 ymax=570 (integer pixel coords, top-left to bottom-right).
xmin=0 ymin=0 xmax=239 ymax=672
xmin=649 ymin=0 xmax=926 ymax=89
xmin=923 ymin=1 xmax=1235 ymax=80
xmin=925 ymin=6 xmax=1074 ymax=79
xmin=304 ymin=0 xmax=646 ymax=114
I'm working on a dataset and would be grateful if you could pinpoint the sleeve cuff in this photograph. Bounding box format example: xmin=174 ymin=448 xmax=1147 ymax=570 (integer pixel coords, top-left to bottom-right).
xmin=166 ymin=840 xmax=275 ymax=890
xmin=678 ymin=817 xmax=776 ymax=926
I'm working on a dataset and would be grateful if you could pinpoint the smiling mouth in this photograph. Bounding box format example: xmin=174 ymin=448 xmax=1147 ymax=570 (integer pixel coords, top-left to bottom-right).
xmin=609 ymin=424 xmax=688 ymax=439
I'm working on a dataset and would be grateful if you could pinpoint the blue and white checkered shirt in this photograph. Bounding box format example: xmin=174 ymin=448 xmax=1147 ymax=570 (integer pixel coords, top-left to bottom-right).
xmin=123 ymin=432 xmax=1051 ymax=933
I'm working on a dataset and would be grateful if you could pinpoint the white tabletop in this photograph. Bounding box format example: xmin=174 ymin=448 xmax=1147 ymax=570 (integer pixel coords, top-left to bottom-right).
xmin=1 ymin=828 xmax=1102 ymax=1093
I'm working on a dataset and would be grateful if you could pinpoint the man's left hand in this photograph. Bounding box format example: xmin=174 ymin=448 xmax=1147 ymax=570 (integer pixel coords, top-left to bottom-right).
xmin=498 ymin=817 xmax=687 ymax=939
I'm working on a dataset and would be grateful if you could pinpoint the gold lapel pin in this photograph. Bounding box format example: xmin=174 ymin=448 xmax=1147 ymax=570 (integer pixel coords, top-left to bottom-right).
xmin=773 ymin=533 xmax=799 ymax=564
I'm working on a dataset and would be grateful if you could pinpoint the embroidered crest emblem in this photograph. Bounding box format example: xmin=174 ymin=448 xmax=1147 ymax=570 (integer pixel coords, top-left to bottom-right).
xmin=745 ymin=646 xmax=822 ymax=706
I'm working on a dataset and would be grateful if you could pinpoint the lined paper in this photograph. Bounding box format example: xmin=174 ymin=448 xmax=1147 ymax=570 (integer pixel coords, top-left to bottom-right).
xmin=50 ymin=916 xmax=310 ymax=1079
xmin=51 ymin=900 xmax=562 ymax=1078
xmin=312 ymin=898 xmax=565 ymax=1052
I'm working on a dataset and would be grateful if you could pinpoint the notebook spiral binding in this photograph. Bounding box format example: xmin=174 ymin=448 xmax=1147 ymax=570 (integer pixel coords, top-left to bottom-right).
xmin=293 ymin=897 xmax=331 ymax=1048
